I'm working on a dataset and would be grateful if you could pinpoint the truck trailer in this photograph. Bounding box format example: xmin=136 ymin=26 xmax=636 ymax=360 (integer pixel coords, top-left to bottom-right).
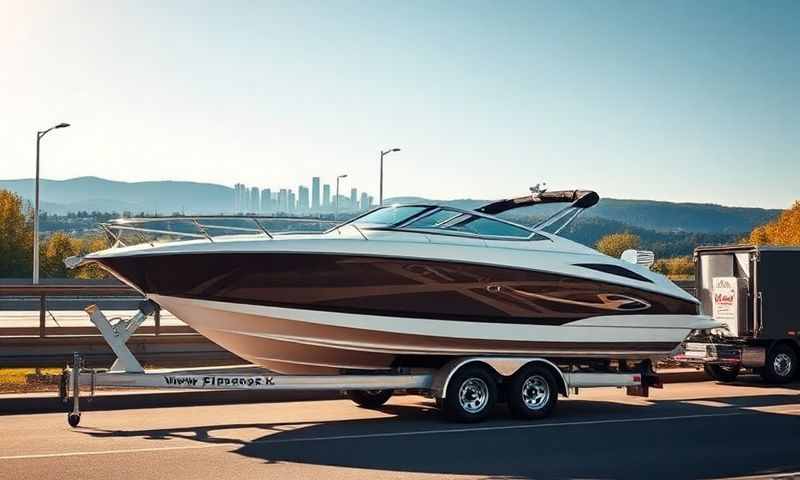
xmin=674 ymin=245 xmax=800 ymax=383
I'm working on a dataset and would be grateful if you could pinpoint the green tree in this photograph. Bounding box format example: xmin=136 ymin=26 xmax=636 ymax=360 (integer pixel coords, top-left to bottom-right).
xmin=595 ymin=232 xmax=640 ymax=258
xmin=0 ymin=190 xmax=33 ymax=277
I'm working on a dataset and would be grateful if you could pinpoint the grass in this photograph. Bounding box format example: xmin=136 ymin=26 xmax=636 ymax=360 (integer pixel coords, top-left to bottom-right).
xmin=0 ymin=368 xmax=63 ymax=394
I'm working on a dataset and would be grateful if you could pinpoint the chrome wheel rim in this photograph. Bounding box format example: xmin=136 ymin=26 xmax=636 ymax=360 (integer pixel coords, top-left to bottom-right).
xmin=522 ymin=375 xmax=550 ymax=410
xmin=458 ymin=377 xmax=489 ymax=414
xmin=774 ymin=353 xmax=793 ymax=377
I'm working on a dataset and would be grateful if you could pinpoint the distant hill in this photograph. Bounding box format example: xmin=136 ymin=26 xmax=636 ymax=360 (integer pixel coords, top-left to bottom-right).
xmin=0 ymin=177 xmax=781 ymax=234
xmin=385 ymin=196 xmax=780 ymax=234
xmin=0 ymin=177 xmax=232 ymax=215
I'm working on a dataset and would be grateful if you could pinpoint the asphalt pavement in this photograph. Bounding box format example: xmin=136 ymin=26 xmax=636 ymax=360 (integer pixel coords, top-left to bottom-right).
xmin=1 ymin=379 xmax=799 ymax=479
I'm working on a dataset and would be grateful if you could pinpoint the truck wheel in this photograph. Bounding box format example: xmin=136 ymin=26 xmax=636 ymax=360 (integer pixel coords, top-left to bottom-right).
xmin=507 ymin=365 xmax=558 ymax=420
xmin=347 ymin=389 xmax=393 ymax=409
xmin=443 ymin=364 xmax=497 ymax=422
xmin=704 ymin=364 xmax=740 ymax=383
xmin=761 ymin=344 xmax=798 ymax=384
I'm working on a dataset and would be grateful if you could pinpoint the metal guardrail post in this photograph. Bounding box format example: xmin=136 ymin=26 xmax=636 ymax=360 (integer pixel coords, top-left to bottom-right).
xmin=154 ymin=304 xmax=161 ymax=336
xmin=39 ymin=294 xmax=46 ymax=338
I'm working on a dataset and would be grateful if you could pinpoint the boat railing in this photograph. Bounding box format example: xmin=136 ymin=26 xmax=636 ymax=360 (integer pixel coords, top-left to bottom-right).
xmin=99 ymin=216 xmax=339 ymax=247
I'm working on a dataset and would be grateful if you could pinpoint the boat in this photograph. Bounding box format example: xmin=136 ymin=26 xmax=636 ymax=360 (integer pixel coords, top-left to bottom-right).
xmin=70 ymin=188 xmax=718 ymax=374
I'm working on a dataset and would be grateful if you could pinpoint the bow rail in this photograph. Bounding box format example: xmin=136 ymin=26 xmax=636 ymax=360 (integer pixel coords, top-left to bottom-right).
xmin=99 ymin=216 xmax=339 ymax=247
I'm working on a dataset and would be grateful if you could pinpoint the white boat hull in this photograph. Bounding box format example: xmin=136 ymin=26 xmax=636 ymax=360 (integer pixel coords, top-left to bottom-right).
xmin=152 ymin=294 xmax=716 ymax=374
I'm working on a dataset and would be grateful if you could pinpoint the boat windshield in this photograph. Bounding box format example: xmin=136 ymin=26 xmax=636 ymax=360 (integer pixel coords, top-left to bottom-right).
xmin=352 ymin=205 xmax=540 ymax=240
xmin=352 ymin=205 xmax=430 ymax=227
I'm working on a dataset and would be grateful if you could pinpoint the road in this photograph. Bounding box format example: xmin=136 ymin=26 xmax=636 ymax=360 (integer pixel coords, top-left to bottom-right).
xmin=1 ymin=380 xmax=799 ymax=479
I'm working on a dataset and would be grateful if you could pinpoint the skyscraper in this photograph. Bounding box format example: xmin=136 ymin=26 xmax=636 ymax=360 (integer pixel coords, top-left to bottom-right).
xmin=233 ymin=183 xmax=243 ymax=212
xmin=322 ymin=184 xmax=331 ymax=209
xmin=250 ymin=187 xmax=260 ymax=213
xmin=350 ymin=188 xmax=358 ymax=210
xmin=360 ymin=192 xmax=369 ymax=211
xmin=287 ymin=189 xmax=296 ymax=212
xmin=278 ymin=189 xmax=288 ymax=213
xmin=298 ymin=186 xmax=309 ymax=211
xmin=261 ymin=188 xmax=272 ymax=213
xmin=234 ymin=183 xmax=248 ymax=213
xmin=368 ymin=195 xmax=374 ymax=208
xmin=311 ymin=177 xmax=320 ymax=211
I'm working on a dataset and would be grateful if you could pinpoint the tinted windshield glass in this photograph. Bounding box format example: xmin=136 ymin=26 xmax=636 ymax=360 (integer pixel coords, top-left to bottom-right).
xmin=447 ymin=217 xmax=531 ymax=238
xmin=354 ymin=206 xmax=429 ymax=226
xmin=406 ymin=209 xmax=464 ymax=228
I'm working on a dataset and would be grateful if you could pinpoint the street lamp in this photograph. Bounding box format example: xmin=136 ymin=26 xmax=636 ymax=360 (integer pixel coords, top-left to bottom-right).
xmin=335 ymin=174 xmax=348 ymax=220
xmin=33 ymin=123 xmax=70 ymax=284
xmin=379 ymin=147 xmax=401 ymax=205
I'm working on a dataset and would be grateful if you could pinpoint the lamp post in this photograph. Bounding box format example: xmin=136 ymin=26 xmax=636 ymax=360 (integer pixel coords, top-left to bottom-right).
xmin=335 ymin=174 xmax=348 ymax=220
xmin=33 ymin=123 xmax=70 ymax=284
xmin=379 ymin=148 xmax=401 ymax=205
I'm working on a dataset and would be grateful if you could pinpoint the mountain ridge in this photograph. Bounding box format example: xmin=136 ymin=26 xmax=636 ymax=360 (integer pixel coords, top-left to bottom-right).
xmin=0 ymin=176 xmax=781 ymax=234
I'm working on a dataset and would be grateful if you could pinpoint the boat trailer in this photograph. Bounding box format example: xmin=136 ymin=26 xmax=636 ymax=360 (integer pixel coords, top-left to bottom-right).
xmin=60 ymin=304 xmax=661 ymax=426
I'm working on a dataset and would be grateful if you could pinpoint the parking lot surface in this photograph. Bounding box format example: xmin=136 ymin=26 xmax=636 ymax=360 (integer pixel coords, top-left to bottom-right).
xmin=1 ymin=379 xmax=799 ymax=479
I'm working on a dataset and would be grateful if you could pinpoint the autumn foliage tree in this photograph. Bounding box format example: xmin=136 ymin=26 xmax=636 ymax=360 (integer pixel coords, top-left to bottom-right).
xmin=0 ymin=189 xmax=109 ymax=279
xmin=652 ymin=256 xmax=694 ymax=279
xmin=595 ymin=232 xmax=640 ymax=258
xmin=0 ymin=190 xmax=34 ymax=277
xmin=749 ymin=201 xmax=800 ymax=246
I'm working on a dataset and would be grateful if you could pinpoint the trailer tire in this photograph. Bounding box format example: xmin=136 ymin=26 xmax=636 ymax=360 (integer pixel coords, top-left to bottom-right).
xmin=761 ymin=344 xmax=797 ymax=385
xmin=704 ymin=364 xmax=740 ymax=383
xmin=67 ymin=413 xmax=81 ymax=427
xmin=507 ymin=365 xmax=558 ymax=420
xmin=347 ymin=389 xmax=393 ymax=409
xmin=443 ymin=364 xmax=497 ymax=422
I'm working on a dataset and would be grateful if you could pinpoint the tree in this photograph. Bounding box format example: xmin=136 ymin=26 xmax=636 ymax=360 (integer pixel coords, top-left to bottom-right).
xmin=41 ymin=231 xmax=79 ymax=278
xmin=749 ymin=201 xmax=800 ymax=246
xmin=595 ymin=232 xmax=640 ymax=258
xmin=652 ymin=256 xmax=694 ymax=279
xmin=0 ymin=190 xmax=33 ymax=277
xmin=72 ymin=235 xmax=110 ymax=279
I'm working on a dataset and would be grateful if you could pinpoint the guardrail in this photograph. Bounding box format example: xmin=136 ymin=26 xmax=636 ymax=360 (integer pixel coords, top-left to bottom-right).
xmin=0 ymin=280 xmax=222 ymax=367
xmin=0 ymin=280 xmax=181 ymax=337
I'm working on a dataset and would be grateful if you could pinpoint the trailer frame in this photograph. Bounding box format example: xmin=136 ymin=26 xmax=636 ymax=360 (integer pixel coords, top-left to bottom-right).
xmin=60 ymin=304 xmax=661 ymax=426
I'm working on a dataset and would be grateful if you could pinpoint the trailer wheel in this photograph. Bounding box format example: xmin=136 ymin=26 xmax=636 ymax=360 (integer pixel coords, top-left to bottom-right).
xmin=761 ymin=344 xmax=797 ymax=384
xmin=507 ymin=365 xmax=558 ymax=420
xmin=347 ymin=389 xmax=393 ymax=409
xmin=443 ymin=364 xmax=497 ymax=422
xmin=67 ymin=413 xmax=81 ymax=427
xmin=704 ymin=364 xmax=740 ymax=383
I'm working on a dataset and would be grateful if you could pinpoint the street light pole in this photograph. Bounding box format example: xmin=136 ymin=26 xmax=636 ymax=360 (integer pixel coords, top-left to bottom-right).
xmin=379 ymin=147 xmax=401 ymax=205
xmin=335 ymin=174 xmax=348 ymax=220
xmin=33 ymin=123 xmax=70 ymax=284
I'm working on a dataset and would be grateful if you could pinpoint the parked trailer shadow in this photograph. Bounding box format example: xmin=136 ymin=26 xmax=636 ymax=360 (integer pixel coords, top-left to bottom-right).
xmin=72 ymin=389 xmax=800 ymax=480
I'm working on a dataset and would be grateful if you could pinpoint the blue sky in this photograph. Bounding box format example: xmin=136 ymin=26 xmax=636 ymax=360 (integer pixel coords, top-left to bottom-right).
xmin=1 ymin=1 xmax=797 ymax=208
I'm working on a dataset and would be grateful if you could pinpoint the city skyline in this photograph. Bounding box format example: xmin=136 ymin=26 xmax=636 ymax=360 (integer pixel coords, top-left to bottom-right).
xmin=233 ymin=176 xmax=375 ymax=214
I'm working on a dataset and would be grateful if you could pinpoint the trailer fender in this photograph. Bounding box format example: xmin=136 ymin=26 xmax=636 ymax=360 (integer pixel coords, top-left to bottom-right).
xmin=432 ymin=357 xmax=568 ymax=399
